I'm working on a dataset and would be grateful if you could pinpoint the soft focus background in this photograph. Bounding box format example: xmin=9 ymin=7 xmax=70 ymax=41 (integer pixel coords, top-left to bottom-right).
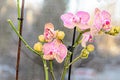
xmin=0 ymin=0 xmax=120 ymax=80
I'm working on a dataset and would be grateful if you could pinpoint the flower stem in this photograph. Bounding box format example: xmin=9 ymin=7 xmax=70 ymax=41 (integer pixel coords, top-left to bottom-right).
xmin=49 ymin=60 xmax=56 ymax=80
xmin=66 ymin=54 xmax=82 ymax=69
xmin=8 ymin=19 xmax=49 ymax=80
xmin=62 ymin=28 xmax=90 ymax=80
xmin=8 ymin=19 xmax=42 ymax=56
xmin=17 ymin=0 xmax=21 ymax=31
xmin=67 ymin=28 xmax=91 ymax=69
xmin=61 ymin=51 xmax=72 ymax=80
xmin=43 ymin=60 xmax=49 ymax=80
xmin=73 ymin=28 xmax=90 ymax=47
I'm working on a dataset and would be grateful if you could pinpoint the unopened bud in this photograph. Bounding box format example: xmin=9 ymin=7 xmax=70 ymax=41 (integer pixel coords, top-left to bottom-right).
xmin=56 ymin=31 xmax=65 ymax=40
xmin=108 ymin=26 xmax=120 ymax=36
xmin=81 ymin=49 xmax=89 ymax=59
xmin=38 ymin=35 xmax=45 ymax=42
xmin=33 ymin=42 xmax=42 ymax=51
xmin=114 ymin=26 xmax=120 ymax=33
xmin=86 ymin=44 xmax=95 ymax=52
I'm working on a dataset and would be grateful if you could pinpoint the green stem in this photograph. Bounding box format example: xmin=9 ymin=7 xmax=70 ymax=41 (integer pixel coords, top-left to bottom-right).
xmin=17 ymin=0 xmax=21 ymax=31
xmin=61 ymin=28 xmax=90 ymax=80
xmin=43 ymin=60 xmax=49 ymax=80
xmin=73 ymin=28 xmax=90 ymax=47
xmin=66 ymin=28 xmax=90 ymax=68
xmin=61 ymin=51 xmax=72 ymax=80
xmin=8 ymin=19 xmax=49 ymax=80
xmin=49 ymin=60 xmax=56 ymax=80
xmin=8 ymin=19 xmax=40 ymax=56
xmin=66 ymin=54 xmax=82 ymax=69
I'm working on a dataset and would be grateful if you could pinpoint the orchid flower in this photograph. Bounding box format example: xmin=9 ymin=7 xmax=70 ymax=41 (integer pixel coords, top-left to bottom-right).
xmin=43 ymin=39 xmax=67 ymax=63
xmin=61 ymin=11 xmax=90 ymax=30
xmin=81 ymin=24 xmax=100 ymax=47
xmin=94 ymin=8 xmax=111 ymax=31
xmin=81 ymin=30 xmax=93 ymax=47
xmin=44 ymin=23 xmax=55 ymax=42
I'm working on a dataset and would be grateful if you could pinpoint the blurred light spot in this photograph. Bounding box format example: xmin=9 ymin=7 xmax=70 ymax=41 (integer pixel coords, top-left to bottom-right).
xmin=14 ymin=0 xmax=44 ymax=9
xmin=97 ymin=36 xmax=120 ymax=56
xmin=0 ymin=6 xmax=7 ymax=15
xmin=6 ymin=0 xmax=15 ymax=7
xmin=26 ymin=10 xmax=33 ymax=25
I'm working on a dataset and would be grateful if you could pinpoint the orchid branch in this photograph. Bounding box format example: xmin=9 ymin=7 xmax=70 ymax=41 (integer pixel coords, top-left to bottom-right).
xmin=61 ymin=51 xmax=72 ymax=80
xmin=17 ymin=0 xmax=21 ymax=31
xmin=61 ymin=28 xmax=90 ymax=80
xmin=73 ymin=28 xmax=90 ymax=47
xmin=8 ymin=19 xmax=49 ymax=80
xmin=66 ymin=54 xmax=82 ymax=69
xmin=49 ymin=60 xmax=56 ymax=80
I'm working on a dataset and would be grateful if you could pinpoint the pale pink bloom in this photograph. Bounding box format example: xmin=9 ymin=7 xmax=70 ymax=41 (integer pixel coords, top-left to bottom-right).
xmin=94 ymin=8 xmax=111 ymax=31
xmin=43 ymin=39 xmax=67 ymax=63
xmin=81 ymin=25 xmax=97 ymax=47
xmin=61 ymin=11 xmax=90 ymax=29
xmin=81 ymin=32 xmax=93 ymax=47
xmin=44 ymin=23 xmax=55 ymax=42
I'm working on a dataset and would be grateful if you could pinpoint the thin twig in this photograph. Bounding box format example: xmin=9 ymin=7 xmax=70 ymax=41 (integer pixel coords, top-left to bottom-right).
xmin=16 ymin=0 xmax=24 ymax=80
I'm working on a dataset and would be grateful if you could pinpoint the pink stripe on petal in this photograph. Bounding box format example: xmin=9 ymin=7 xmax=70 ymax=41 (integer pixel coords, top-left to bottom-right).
xmin=44 ymin=23 xmax=55 ymax=42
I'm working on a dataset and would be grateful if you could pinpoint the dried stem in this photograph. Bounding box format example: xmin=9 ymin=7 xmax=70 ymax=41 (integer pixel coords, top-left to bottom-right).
xmin=16 ymin=0 xmax=24 ymax=80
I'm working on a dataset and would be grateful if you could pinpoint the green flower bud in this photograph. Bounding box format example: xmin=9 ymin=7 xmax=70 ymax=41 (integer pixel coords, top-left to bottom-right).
xmin=86 ymin=44 xmax=95 ymax=52
xmin=81 ymin=49 xmax=89 ymax=59
xmin=108 ymin=26 xmax=120 ymax=36
xmin=114 ymin=26 xmax=120 ymax=33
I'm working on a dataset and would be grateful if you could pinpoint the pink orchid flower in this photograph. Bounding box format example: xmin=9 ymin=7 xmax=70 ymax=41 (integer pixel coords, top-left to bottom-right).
xmin=44 ymin=23 xmax=55 ymax=42
xmin=43 ymin=39 xmax=67 ymax=63
xmin=61 ymin=11 xmax=90 ymax=29
xmin=94 ymin=8 xmax=111 ymax=31
xmin=81 ymin=31 xmax=93 ymax=47
xmin=81 ymin=25 xmax=98 ymax=47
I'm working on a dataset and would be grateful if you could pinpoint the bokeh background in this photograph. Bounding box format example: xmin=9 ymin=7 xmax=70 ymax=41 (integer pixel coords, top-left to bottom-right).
xmin=0 ymin=0 xmax=120 ymax=80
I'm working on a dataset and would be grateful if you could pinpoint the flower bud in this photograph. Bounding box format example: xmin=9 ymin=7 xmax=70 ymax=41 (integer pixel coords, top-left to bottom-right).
xmin=81 ymin=49 xmax=89 ymax=59
xmin=38 ymin=35 xmax=45 ymax=42
xmin=56 ymin=31 xmax=65 ymax=40
xmin=82 ymin=49 xmax=89 ymax=54
xmin=108 ymin=26 xmax=120 ymax=36
xmin=33 ymin=42 xmax=42 ymax=51
xmin=114 ymin=26 xmax=120 ymax=33
xmin=86 ymin=44 xmax=95 ymax=52
xmin=109 ymin=27 xmax=115 ymax=35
